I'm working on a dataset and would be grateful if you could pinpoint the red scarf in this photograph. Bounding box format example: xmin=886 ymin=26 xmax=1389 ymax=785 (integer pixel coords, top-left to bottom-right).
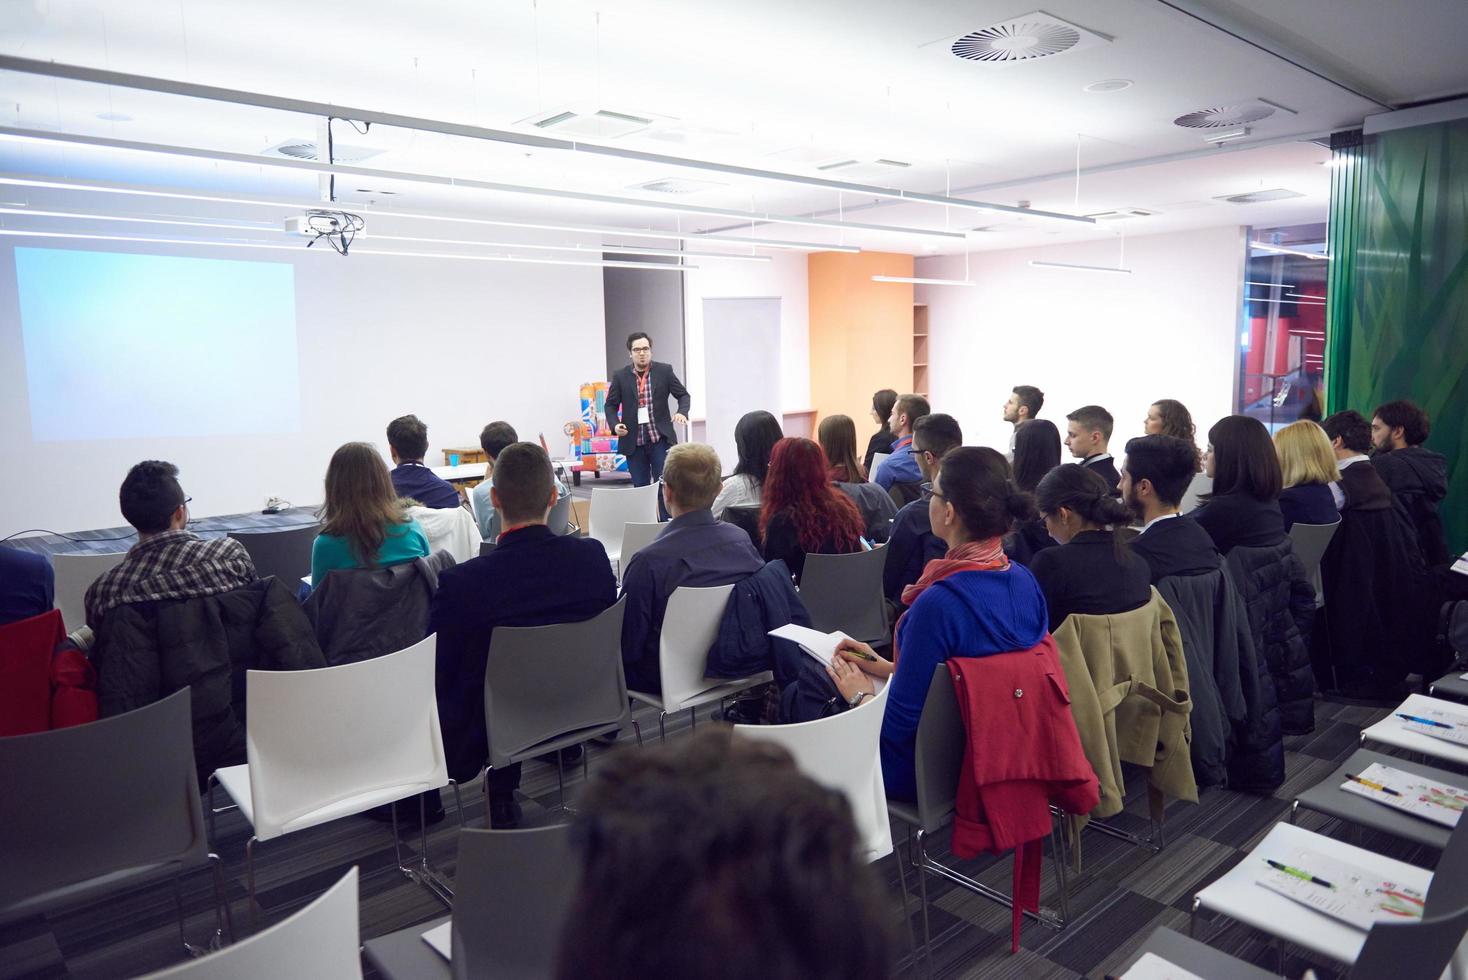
xmin=893 ymin=537 xmax=1009 ymax=660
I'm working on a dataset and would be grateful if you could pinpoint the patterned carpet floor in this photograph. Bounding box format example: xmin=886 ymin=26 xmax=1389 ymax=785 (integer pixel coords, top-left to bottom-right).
xmin=1 ymin=696 xmax=1436 ymax=980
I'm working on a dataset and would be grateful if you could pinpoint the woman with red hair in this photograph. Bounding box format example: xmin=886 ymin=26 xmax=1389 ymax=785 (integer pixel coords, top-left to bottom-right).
xmin=760 ymin=437 xmax=866 ymax=584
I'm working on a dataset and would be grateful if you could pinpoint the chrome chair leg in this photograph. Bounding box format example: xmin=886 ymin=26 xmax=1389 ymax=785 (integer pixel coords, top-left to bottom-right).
xmin=632 ymin=718 xmax=645 ymax=747
xmin=891 ymin=823 xmax=922 ymax=978
xmin=914 ymin=828 xmax=934 ymax=970
xmin=245 ymin=837 xmax=260 ymax=934
xmin=1051 ymin=819 xmax=1070 ymax=926
xmin=208 ymin=852 xmax=234 ymax=945
xmin=658 ymin=711 xmax=668 ymax=741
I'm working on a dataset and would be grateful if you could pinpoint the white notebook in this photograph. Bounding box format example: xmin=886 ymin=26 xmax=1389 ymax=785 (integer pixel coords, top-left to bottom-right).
xmin=767 ymin=623 xmax=852 ymax=668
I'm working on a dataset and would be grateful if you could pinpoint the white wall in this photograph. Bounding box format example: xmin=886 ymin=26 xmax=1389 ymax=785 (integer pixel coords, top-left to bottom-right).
xmin=0 ymin=239 xmax=605 ymax=537
xmin=917 ymin=225 xmax=1245 ymax=457
xmin=682 ymin=251 xmax=810 ymax=420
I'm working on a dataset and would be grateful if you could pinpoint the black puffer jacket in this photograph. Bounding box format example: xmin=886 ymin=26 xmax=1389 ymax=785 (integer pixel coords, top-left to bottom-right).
xmin=1224 ymin=541 xmax=1316 ymax=735
xmin=1372 ymin=447 xmax=1450 ymax=567
xmin=93 ymin=576 xmax=325 ymax=786
xmin=1218 ymin=562 xmax=1285 ymax=793
xmin=304 ymin=552 xmax=455 ymax=666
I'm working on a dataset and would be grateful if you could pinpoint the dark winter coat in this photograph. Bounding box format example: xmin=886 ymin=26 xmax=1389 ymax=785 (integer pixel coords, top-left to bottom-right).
xmin=1372 ymin=447 xmax=1450 ymax=567
xmin=1218 ymin=563 xmax=1286 ymax=793
xmin=304 ymin=552 xmax=455 ymax=666
xmin=1224 ymin=541 xmax=1317 ymax=735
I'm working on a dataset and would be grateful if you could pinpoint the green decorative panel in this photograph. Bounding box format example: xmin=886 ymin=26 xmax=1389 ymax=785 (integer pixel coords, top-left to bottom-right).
xmin=1328 ymin=118 xmax=1468 ymax=553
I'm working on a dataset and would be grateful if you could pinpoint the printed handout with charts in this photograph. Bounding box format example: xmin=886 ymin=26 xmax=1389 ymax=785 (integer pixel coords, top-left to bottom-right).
xmin=1340 ymin=762 xmax=1468 ymax=828
xmin=1256 ymin=850 xmax=1425 ymax=930
xmin=1397 ymin=706 xmax=1468 ymax=747
xmin=1119 ymin=952 xmax=1207 ymax=980
xmin=767 ymin=623 xmax=852 ymax=668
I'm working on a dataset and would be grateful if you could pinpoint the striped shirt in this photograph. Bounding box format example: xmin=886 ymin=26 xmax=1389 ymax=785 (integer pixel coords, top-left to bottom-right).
xmin=84 ymin=529 xmax=257 ymax=628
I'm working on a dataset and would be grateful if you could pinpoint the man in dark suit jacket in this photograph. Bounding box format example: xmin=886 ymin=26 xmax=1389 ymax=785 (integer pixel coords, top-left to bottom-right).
xmin=1065 ymin=404 xmax=1120 ymax=493
xmin=428 ymin=442 xmax=616 ymax=825
xmin=604 ymin=331 xmax=691 ymax=487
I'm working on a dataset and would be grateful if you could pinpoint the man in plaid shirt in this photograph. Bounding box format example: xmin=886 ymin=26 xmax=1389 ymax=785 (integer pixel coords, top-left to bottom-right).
xmin=83 ymin=461 xmax=257 ymax=630
xmin=605 ymin=332 xmax=691 ymax=488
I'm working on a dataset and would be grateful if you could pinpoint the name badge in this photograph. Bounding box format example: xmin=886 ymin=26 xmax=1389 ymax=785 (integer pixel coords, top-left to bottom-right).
xmin=637 ymin=405 xmax=651 ymax=425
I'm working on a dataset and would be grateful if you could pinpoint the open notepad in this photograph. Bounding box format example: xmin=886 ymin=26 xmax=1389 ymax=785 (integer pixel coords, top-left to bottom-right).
xmin=1340 ymin=762 xmax=1468 ymax=828
xmin=1256 ymin=850 xmax=1425 ymax=930
xmin=767 ymin=623 xmax=853 ymax=668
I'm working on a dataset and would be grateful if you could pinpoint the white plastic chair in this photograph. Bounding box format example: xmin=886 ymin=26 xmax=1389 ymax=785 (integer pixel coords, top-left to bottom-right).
xmin=1179 ymin=471 xmax=1212 ymax=514
xmin=141 ymin=867 xmax=361 ymax=979
xmin=870 ymin=452 xmax=891 ymax=477
xmin=618 ymin=522 xmax=664 ymax=570
xmin=735 ymin=682 xmax=893 ymax=862
xmin=1360 ymin=694 xmax=1468 ymax=768
xmin=1288 ymin=519 xmax=1341 ymax=607
xmin=588 ymin=483 xmax=660 ymax=564
xmin=209 ymin=635 xmax=448 ymax=927
xmin=628 ymin=585 xmax=773 ymax=741
xmin=52 ymin=551 xmax=128 ymax=630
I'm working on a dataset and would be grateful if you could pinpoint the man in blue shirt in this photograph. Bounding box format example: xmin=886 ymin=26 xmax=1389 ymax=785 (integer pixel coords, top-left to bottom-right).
xmin=386 ymin=414 xmax=461 ymax=509
xmin=883 ymin=413 xmax=962 ymax=609
xmin=471 ymin=421 xmax=569 ymax=541
xmin=619 ymin=443 xmax=764 ymax=694
xmin=873 ymin=393 xmax=929 ymax=491
xmin=0 ymin=546 xmax=54 ymax=626
xmin=429 ymin=442 xmax=616 ymax=826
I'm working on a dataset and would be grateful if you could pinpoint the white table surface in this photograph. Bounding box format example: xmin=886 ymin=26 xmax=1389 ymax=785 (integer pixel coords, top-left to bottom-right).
xmin=1194 ymin=821 xmax=1432 ymax=965
xmin=1361 ymin=694 xmax=1468 ymax=768
xmin=429 ymin=462 xmax=488 ymax=481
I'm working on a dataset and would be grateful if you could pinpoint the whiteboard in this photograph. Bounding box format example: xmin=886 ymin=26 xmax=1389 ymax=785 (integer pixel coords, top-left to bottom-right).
xmin=702 ymin=298 xmax=782 ymax=471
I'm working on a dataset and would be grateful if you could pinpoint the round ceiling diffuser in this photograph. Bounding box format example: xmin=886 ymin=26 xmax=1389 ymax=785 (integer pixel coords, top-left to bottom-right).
xmin=951 ymin=19 xmax=1082 ymax=62
xmin=1173 ymin=104 xmax=1277 ymax=129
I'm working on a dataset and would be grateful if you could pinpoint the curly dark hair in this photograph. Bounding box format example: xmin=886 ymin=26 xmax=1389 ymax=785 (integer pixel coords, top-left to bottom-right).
xmin=556 ymin=729 xmax=890 ymax=980
xmin=760 ymin=438 xmax=865 ymax=553
xmin=1373 ymin=400 xmax=1431 ymax=446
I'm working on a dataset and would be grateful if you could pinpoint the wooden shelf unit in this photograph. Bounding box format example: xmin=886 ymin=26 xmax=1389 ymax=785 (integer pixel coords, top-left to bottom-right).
xmin=913 ymin=304 xmax=929 ymax=397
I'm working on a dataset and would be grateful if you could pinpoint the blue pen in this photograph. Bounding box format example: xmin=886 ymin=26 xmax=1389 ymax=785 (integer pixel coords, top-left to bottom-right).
xmin=1399 ymin=713 xmax=1455 ymax=729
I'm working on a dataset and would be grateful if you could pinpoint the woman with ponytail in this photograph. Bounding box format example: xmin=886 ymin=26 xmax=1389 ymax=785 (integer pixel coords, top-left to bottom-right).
xmin=821 ymin=447 xmax=1050 ymax=801
xmin=1028 ymin=464 xmax=1151 ymax=632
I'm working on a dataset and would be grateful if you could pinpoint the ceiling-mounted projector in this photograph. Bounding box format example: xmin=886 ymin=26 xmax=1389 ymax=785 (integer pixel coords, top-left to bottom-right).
xmin=285 ymin=210 xmax=364 ymax=237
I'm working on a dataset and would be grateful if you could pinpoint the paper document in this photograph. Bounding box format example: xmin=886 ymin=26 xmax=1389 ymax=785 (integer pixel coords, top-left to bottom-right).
xmin=421 ymin=921 xmax=451 ymax=960
xmin=768 ymin=623 xmax=851 ymax=668
xmin=1397 ymin=706 xmax=1468 ymax=746
xmin=1451 ymin=551 xmax=1468 ymax=577
xmin=1340 ymin=762 xmax=1468 ymax=828
xmin=1120 ymin=952 xmax=1206 ymax=980
xmin=1256 ymin=850 xmax=1425 ymax=930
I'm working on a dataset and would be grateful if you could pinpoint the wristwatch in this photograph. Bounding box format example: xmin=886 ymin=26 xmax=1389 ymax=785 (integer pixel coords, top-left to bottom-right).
xmin=848 ymin=691 xmax=870 ymax=709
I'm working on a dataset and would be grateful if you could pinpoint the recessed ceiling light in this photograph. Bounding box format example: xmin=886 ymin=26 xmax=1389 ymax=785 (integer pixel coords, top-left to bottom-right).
xmin=1084 ymin=79 xmax=1132 ymax=93
xmin=95 ymin=111 xmax=133 ymax=122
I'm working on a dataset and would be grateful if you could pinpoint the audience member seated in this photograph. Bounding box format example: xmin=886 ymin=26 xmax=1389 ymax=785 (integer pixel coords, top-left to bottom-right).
xmin=1371 ymin=399 xmax=1450 ymax=566
xmin=472 ymin=421 xmax=569 ymax=541
xmin=1029 ymin=465 xmax=1150 ymax=632
xmin=863 ymin=387 xmax=898 ymax=476
xmin=1190 ymin=415 xmax=1287 ymax=554
xmin=1319 ymin=410 xmax=1430 ymax=697
xmin=1003 ymin=384 xmax=1044 ymax=459
xmin=1005 ymin=417 xmax=1062 ymax=565
xmin=555 ymin=729 xmax=888 ymax=980
xmin=821 ymin=447 xmax=1046 ymax=802
xmin=620 ymin=443 xmax=764 ymax=695
xmin=310 ymin=442 xmax=431 ymax=585
xmin=712 ymin=410 xmax=782 ymax=518
xmin=385 ymin=413 xmax=461 ymax=509
xmin=1144 ymin=398 xmax=1210 ymax=510
xmin=819 ymin=413 xmax=896 ymax=542
xmin=1120 ymin=435 xmax=1242 ymax=788
xmin=872 ymin=393 xmax=930 ymax=495
xmin=430 ymin=443 xmax=615 ymax=826
xmin=760 ymin=438 xmax=866 ymax=585
xmin=1064 ymin=405 xmax=1120 ymax=492
xmin=0 ymin=546 xmax=54 ymax=628
xmin=85 ymin=461 xmax=257 ymax=630
xmin=1273 ymin=420 xmax=1342 ymax=531
xmin=883 ymin=413 xmax=963 ymax=609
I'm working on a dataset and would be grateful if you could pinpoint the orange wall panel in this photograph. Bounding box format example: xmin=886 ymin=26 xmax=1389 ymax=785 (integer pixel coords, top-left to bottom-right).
xmin=808 ymin=251 xmax=915 ymax=434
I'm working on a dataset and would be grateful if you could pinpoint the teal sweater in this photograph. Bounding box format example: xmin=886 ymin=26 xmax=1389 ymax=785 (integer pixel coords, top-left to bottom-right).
xmin=310 ymin=519 xmax=431 ymax=585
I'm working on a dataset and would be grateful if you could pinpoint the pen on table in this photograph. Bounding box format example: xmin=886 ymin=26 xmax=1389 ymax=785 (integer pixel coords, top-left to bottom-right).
xmin=1397 ymin=713 xmax=1455 ymax=729
xmin=1344 ymin=773 xmax=1402 ymax=796
xmin=1266 ymin=859 xmax=1334 ymax=889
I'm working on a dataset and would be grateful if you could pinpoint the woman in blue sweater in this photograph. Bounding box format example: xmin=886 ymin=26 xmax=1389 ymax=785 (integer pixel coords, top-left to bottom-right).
xmin=828 ymin=447 xmax=1049 ymax=802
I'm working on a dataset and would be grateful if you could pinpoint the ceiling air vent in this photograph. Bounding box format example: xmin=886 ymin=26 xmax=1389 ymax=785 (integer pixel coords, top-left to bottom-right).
xmin=1173 ymin=102 xmax=1277 ymax=129
xmin=950 ymin=11 xmax=1110 ymax=63
xmin=522 ymin=108 xmax=654 ymax=139
xmin=1215 ymin=188 xmax=1305 ymax=205
xmin=1085 ymin=207 xmax=1157 ymax=220
xmin=262 ymin=140 xmax=383 ymax=163
xmin=629 ymin=177 xmax=728 ymax=195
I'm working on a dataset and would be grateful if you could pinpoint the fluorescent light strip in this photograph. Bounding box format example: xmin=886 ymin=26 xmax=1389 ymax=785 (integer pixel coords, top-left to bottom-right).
xmin=0 ymin=229 xmax=700 ymax=271
xmin=1249 ymin=241 xmax=1330 ymax=260
xmin=0 ymin=207 xmax=768 ymax=262
xmin=1029 ymin=260 xmax=1132 ymax=275
xmin=0 ymin=127 xmax=966 ymax=241
xmin=1286 ymin=292 xmax=1325 ymax=300
xmin=1244 ymin=280 xmax=1297 ymax=288
xmin=0 ymin=174 xmax=858 ymax=253
xmin=1247 ymin=296 xmax=1325 ymax=305
xmin=0 ymin=54 xmax=1094 ymax=226
xmin=871 ymin=275 xmax=976 ymax=287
